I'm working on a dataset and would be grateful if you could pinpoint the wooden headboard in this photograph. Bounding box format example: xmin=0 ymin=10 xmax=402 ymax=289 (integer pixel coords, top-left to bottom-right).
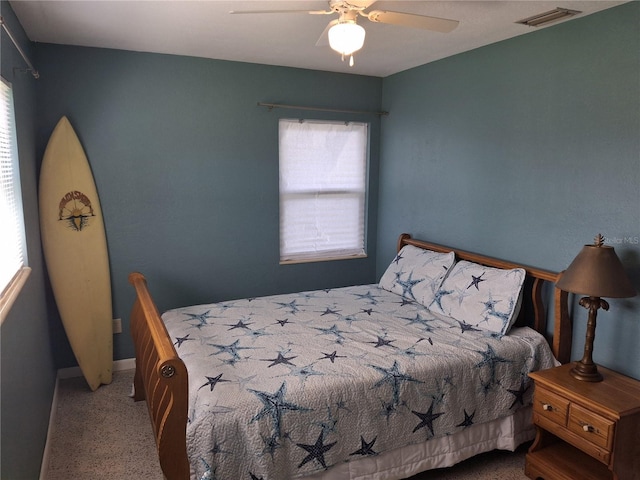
xmin=398 ymin=234 xmax=572 ymax=363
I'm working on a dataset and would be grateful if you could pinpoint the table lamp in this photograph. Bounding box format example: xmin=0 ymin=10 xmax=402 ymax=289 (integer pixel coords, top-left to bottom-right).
xmin=556 ymin=234 xmax=637 ymax=381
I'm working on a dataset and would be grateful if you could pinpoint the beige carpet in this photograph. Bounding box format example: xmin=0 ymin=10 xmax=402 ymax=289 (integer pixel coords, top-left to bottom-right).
xmin=44 ymin=370 xmax=530 ymax=479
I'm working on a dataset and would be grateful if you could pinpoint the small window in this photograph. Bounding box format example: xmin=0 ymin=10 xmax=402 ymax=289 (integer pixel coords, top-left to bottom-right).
xmin=279 ymin=118 xmax=368 ymax=263
xmin=0 ymin=77 xmax=29 ymax=321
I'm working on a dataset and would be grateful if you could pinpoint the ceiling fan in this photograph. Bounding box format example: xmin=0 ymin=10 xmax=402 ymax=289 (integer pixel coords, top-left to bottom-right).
xmin=230 ymin=1 xmax=459 ymax=66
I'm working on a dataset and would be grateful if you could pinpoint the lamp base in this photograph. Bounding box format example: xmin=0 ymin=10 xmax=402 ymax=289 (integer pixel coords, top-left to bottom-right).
xmin=569 ymin=296 xmax=606 ymax=383
xmin=570 ymin=361 xmax=603 ymax=382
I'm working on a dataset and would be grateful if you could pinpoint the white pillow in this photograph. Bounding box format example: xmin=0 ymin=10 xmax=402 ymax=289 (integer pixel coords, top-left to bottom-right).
xmin=429 ymin=260 xmax=525 ymax=336
xmin=379 ymin=245 xmax=455 ymax=306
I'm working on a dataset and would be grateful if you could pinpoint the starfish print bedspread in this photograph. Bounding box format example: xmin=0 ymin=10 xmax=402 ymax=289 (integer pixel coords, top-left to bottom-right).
xmin=161 ymin=284 xmax=556 ymax=480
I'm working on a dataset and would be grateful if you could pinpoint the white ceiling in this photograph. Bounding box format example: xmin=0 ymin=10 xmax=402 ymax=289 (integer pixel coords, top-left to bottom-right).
xmin=9 ymin=1 xmax=626 ymax=77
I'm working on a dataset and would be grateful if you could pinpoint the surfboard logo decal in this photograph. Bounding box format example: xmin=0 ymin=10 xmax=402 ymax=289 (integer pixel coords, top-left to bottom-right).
xmin=58 ymin=190 xmax=95 ymax=231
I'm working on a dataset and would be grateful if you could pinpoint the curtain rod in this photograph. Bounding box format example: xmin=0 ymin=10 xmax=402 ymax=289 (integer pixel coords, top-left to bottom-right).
xmin=0 ymin=16 xmax=39 ymax=79
xmin=258 ymin=102 xmax=388 ymax=117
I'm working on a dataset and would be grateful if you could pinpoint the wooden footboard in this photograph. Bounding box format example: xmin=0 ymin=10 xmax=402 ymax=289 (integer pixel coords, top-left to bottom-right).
xmin=128 ymin=272 xmax=190 ymax=480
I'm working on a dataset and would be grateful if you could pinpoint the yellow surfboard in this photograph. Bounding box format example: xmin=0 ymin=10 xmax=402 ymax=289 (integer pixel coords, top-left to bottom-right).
xmin=39 ymin=116 xmax=113 ymax=391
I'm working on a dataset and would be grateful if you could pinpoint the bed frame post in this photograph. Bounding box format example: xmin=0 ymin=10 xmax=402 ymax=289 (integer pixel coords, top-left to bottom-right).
xmin=553 ymin=288 xmax=572 ymax=364
xmin=129 ymin=273 xmax=190 ymax=480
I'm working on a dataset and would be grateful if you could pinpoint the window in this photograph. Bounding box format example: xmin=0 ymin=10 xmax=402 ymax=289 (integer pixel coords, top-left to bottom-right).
xmin=279 ymin=118 xmax=368 ymax=263
xmin=0 ymin=77 xmax=29 ymax=322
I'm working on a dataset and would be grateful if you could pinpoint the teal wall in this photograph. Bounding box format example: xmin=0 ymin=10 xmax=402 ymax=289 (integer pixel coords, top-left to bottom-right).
xmin=33 ymin=44 xmax=383 ymax=367
xmin=1 ymin=2 xmax=638 ymax=477
xmin=377 ymin=2 xmax=640 ymax=379
xmin=0 ymin=2 xmax=56 ymax=479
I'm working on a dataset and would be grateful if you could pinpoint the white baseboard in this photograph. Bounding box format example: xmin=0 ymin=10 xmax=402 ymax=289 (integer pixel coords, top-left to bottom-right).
xmin=39 ymin=358 xmax=136 ymax=479
xmin=57 ymin=357 xmax=136 ymax=379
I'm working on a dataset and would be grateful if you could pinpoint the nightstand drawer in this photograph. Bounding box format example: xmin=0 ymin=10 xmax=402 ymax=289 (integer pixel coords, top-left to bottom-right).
xmin=533 ymin=386 xmax=569 ymax=426
xmin=568 ymin=403 xmax=614 ymax=451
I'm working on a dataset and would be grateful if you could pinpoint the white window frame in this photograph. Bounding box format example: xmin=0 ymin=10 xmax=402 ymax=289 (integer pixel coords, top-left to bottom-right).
xmin=279 ymin=118 xmax=368 ymax=264
xmin=0 ymin=77 xmax=30 ymax=323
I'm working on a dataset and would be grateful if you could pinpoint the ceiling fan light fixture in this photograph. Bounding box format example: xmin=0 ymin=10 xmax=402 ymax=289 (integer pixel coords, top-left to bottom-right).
xmin=328 ymin=21 xmax=366 ymax=56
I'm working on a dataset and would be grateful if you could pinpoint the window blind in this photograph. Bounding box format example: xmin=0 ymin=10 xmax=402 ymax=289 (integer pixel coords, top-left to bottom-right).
xmin=0 ymin=78 xmax=27 ymax=294
xmin=279 ymin=119 xmax=367 ymax=262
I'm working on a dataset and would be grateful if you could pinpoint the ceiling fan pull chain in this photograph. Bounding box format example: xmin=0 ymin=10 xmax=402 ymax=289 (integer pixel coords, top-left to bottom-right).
xmin=349 ymin=55 xmax=355 ymax=67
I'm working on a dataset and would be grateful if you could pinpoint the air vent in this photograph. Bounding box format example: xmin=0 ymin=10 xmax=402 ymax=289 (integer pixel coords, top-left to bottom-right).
xmin=516 ymin=8 xmax=581 ymax=27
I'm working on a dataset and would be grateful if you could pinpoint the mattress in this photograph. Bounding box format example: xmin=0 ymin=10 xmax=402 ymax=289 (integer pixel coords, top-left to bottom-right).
xmin=162 ymin=284 xmax=556 ymax=480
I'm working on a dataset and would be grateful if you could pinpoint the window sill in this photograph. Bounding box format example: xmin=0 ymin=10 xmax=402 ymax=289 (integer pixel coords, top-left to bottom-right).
xmin=280 ymin=253 xmax=368 ymax=265
xmin=0 ymin=266 xmax=32 ymax=325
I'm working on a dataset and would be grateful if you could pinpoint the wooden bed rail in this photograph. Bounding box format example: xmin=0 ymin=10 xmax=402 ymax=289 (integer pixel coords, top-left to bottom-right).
xmin=398 ymin=234 xmax=572 ymax=363
xmin=128 ymin=272 xmax=190 ymax=480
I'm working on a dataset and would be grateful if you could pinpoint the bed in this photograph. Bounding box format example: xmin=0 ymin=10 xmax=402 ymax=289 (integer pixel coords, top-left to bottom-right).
xmin=129 ymin=233 xmax=572 ymax=480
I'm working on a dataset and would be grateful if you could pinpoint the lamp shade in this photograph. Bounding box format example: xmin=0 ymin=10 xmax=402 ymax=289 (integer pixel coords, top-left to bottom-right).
xmin=556 ymin=244 xmax=637 ymax=298
xmin=328 ymin=22 xmax=365 ymax=56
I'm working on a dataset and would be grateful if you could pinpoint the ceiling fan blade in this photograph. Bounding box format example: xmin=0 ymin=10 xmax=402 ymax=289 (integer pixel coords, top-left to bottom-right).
xmin=315 ymin=19 xmax=339 ymax=47
xmin=365 ymin=10 xmax=459 ymax=33
xmin=229 ymin=9 xmax=332 ymax=15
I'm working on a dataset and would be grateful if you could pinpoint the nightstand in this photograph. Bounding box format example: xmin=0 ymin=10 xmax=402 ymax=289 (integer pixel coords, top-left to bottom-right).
xmin=525 ymin=363 xmax=640 ymax=480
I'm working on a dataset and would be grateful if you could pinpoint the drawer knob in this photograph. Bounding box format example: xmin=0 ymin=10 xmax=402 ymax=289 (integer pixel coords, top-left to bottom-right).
xmin=582 ymin=424 xmax=594 ymax=433
xmin=542 ymin=403 xmax=553 ymax=411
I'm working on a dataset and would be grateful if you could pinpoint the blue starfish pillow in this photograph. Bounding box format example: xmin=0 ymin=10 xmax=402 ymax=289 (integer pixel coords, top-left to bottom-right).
xmin=429 ymin=260 xmax=525 ymax=335
xmin=379 ymin=245 xmax=455 ymax=306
